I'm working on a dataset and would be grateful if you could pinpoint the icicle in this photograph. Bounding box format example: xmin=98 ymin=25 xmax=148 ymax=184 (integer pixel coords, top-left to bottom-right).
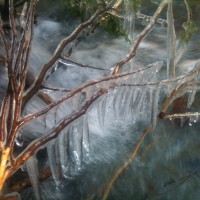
xmin=37 ymin=114 xmax=47 ymax=130
xmin=113 ymin=87 xmax=126 ymax=119
xmin=58 ymin=129 xmax=69 ymax=178
xmin=131 ymin=88 xmax=140 ymax=115
xmin=152 ymin=84 xmax=161 ymax=127
xmin=141 ymin=89 xmax=148 ymax=119
xmin=20 ymin=163 xmax=26 ymax=171
xmin=189 ymin=113 xmax=199 ymax=125
xmin=118 ymin=87 xmax=130 ymax=123
xmin=188 ymin=117 xmax=193 ymax=126
xmin=144 ymin=61 xmax=163 ymax=82
xmin=67 ymin=125 xmax=75 ymax=177
xmin=72 ymin=126 xmax=82 ymax=171
xmin=166 ymin=0 xmax=176 ymax=78
xmin=187 ymin=85 xmax=197 ymax=108
xmin=123 ymin=88 xmax=134 ymax=122
xmin=193 ymin=113 xmax=199 ymax=123
xmin=97 ymin=95 xmax=107 ymax=128
xmin=15 ymin=132 xmax=23 ymax=147
xmin=142 ymin=16 xmax=147 ymax=26
xmin=73 ymin=92 xmax=82 ymax=111
xmin=155 ymin=61 xmax=163 ymax=72
xmin=50 ymin=105 xmax=59 ymax=125
xmin=157 ymin=18 xmax=166 ymax=27
xmin=82 ymin=115 xmax=90 ymax=159
xmin=137 ymin=88 xmax=146 ymax=112
xmin=20 ymin=2 xmax=27 ymax=28
xmin=53 ymin=112 xmax=57 ymax=124
xmin=26 ymin=155 xmax=40 ymax=200
xmin=148 ymin=86 xmax=154 ymax=123
xmin=70 ymin=40 xmax=76 ymax=54
xmin=47 ymin=140 xmax=60 ymax=186
xmin=175 ymin=41 xmax=187 ymax=65
xmin=43 ymin=117 xmax=47 ymax=130
xmin=123 ymin=0 xmax=135 ymax=42
xmin=193 ymin=59 xmax=200 ymax=72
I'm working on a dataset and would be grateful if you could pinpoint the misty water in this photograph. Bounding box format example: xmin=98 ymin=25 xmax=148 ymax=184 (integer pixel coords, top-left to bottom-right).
xmin=1 ymin=0 xmax=200 ymax=200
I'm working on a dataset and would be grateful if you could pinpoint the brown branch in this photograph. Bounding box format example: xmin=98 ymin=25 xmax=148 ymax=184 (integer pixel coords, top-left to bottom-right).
xmin=6 ymin=83 xmax=15 ymax=135
xmin=22 ymin=7 xmax=110 ymax=110
xmin=9 ymin=0 xmax=17 ymax=72
xmin=38 ymin=92 xmax=54 ymax=105
xmin=14 ymin=0 xmax=35 ymax=74
xmin=161 ymin=83 xmax=188 ymax=113
xmin=112 ymin=0 xmax=168 ymax=74
xmin=0 ymin=93 xmax=9 ymax=147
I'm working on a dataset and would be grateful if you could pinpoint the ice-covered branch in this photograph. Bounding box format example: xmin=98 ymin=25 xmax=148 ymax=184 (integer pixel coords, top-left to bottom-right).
xmin=164 ymin=112 xmax=200 ymax=119
xmin=19 ymin=59 xmax=199 ymax=127
xmin=6 ymin=89 xmax=105 ymax=177
xmin=42 ymin=84 xmax=71 ymax=93
xmin=60 ymin=57 xmax=109 ymax=71
xmin=112 ymin=0 xmax=168 ymax=74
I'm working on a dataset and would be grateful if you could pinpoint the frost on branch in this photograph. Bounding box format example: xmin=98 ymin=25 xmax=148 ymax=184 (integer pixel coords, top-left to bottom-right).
xmin=26 ymin=155 xmax=40 ymax=200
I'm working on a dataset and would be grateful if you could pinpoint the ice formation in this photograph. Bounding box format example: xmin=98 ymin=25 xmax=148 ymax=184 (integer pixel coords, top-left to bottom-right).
xmin=25 ymin=156 xmax=40 ymax=200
